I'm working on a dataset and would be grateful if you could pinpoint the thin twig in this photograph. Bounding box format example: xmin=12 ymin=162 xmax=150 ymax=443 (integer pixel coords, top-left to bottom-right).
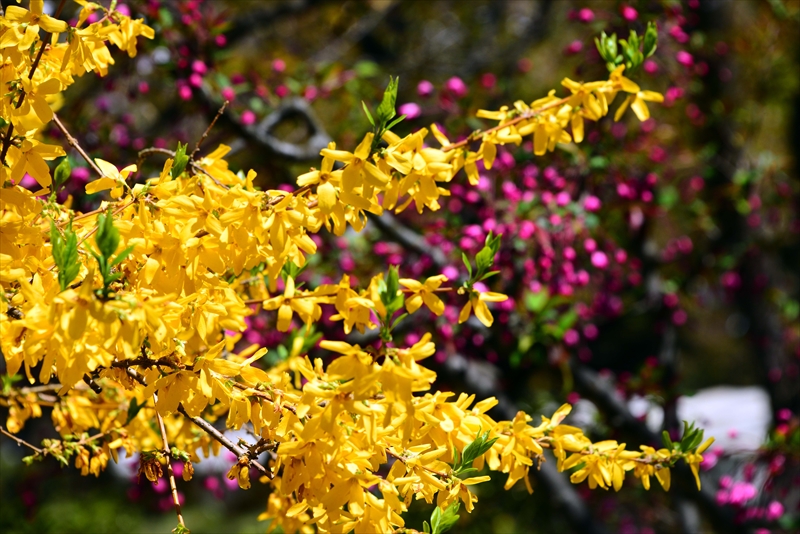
xmin=156 ymin=408 xmax=187 ymax=531
xmin=74 ymin=199 xmax=135 ymax=247
xmin=124 ymin=368 xmax=272 ymax=478
xmin=52 ymin=113 xmax=104 ymax=177
xmin=177 ymin=405 xmax=273 ymax=478
xmin=0 ymin=425 xmax=43 ymax=454
xmin=191 ymin=100 xmax=229 ymax=159
xmin=111 ymin=355 xmax=187 ymax=371
xmin=440 ymin=95 xmax=572 ymax=153
xmin=0 ymin=0 xmax=68 ymax=166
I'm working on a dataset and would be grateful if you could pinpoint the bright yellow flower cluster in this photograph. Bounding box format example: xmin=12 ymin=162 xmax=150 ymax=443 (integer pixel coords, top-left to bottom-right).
xmin=1 ymin=3 xmax=704 ymax=533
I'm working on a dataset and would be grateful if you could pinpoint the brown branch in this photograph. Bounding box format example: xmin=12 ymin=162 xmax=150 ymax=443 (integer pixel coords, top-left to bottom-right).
xmin=137 ymin=146 xmax=224 ymax=186
xmin=440 ymin=95 xmax=572 ymax=153
xmin=177 ymin=405 xmax=272 ymax=479
xmin=124 ymin=368 xmax=272 ymax=479
xmin=74 ymin=199 xmax=136 ymax=248
xmin=191 ymin=100 xmax=229 ymax=159
xmin=156 ymin=408 xmax=187 ymax=531
xmin=0 ymin=425 xmax=43 ymax=454
xmin=0 ymin=0 xmax=68 ymax=166
xmin=52 ymin=113 xmax=104 ymax=177
xmin=111 ymin=356 xmax=187 ymax=371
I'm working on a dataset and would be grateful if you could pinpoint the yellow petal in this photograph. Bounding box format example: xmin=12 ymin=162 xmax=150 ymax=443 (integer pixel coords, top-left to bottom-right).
xmin=277 ymin=303 xmax=293 ymax=332
xmin=639 ymin=90 xmax=664 ymax=103
xmin=85 ymin=177 xmax=117 ymax=194
xmin=317 ymin=181 xmax=337 ymax=213
xmin=696 ymin=437 xmax=715 ymax=454
xmin=655 ymin=467 xmax=671 ymax=491
xmin=405 ymin=294 xmax=423 ymax=315
xmin=25 ymin=152 xmax=52 ymax=188
xmin=473 ymin=298 xmax=494 ymax=327
xmin=461 ymin=476 xmax=491 ymax=485
xmin=458 ymin=301 xmax=472 ymax=324
xmin=571 ymin=114 xmax=584 ymax=143
xmin=431 ymin=123 xmax=451 ymax=147
xmin=614 ymin=95 xmax=633 ymax=122
xmin=481 ymin=140 xmax=496 ymax=170
xmin=422 ymin=292 xmax=444 ymax=316
xmin=354 ymin=133 xmax=374 ymax=160
xmin=94 ymin=159 xmax=120 ymax=179
xmin=630 ymin=97 xmax=650 ymax=122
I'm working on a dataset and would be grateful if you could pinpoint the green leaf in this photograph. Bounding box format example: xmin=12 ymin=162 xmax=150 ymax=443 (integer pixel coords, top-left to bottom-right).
xmin=95 ymin=212 xmax=120 ymax=260
xmin=662 ymin=430 xmax=674 ymax=450
xmin=458 ymin=430 xmax=498 ymax=471
xmin=110 ymin=244 xmax=135 ymax=268
xmin=431 ymin=501 xmax=460 ymax=534
xmin=454 ymin=467 xmax=479 ymax=478
xmin=385 ymin=114 xmax=406 ymax=130
xmin=375 ymin=76 xmax=399 ymax=125
xmin=1 ymin=373 xmax=23 ymax=395
xmin=361 ymin=101 xmax=375 ymax=126
xmin=557 ymin=308 xmax=578 ymax=333
xmin=461 ymin=252 xmax=473 ymax=279
xmin=50 ymin=220 xmax=80 ymax=291
xmin=422 ymin=520 xmax=431 ymax=534
xmin=524 ymin=288 xmax=550 ymax=313
xmin=171 ymin=142 xmax=189 ymax=180
xmin=475 ymin=245 xmax=494 ymax=274
xmin=53 ymin=157 xmax=71 ymax=190
xmin=354 ymin=60 xmax=380 ymax=78
xmin=643 ymin=22 xmax=658 ymax=58
xmin=390 ymin=312 xmax=408 ymax=330
xmin=384 ymin=266 xmax=400 ymax=306
xmin=479 ymin=270 xmax=500 ymax=281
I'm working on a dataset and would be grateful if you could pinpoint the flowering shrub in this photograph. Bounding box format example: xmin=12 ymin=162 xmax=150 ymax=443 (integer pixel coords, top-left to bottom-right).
xmin=6 ymin=1 xmax=796 ymax=533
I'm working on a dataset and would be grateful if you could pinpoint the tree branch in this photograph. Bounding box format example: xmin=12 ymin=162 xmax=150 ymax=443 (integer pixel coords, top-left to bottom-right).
xmin=52 ymin=113 xmax=104 ymax=177
xmin=0 ymin=425 xmax=43 ymax=454
xmin=124 ymin=368 xmax=272 ymax=478
xmin=156 ymin=408 xmax=187 ymax=531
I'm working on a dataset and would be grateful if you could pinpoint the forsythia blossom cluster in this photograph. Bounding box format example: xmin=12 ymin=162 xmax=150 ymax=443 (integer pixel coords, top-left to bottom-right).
xmin=0 ymin=3 xmax=710 ymax=534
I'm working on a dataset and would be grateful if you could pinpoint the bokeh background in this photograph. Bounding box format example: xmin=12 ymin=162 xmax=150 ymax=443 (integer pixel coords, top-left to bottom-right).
xmin=2 ymin=0 xmax=799 ymax=533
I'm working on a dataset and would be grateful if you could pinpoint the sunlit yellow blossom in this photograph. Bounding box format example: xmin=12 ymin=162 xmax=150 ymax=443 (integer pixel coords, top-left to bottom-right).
xmin=458 ymin=290 xmax=508 ymax=327
xmin=400 ymin=275 xmax=447 ymax=315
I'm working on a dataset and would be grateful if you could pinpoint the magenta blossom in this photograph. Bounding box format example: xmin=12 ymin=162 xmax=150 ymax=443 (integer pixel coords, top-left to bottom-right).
xmin=621 ymin=5 xmax=638 ymax=21
xmin=241 ymin=110 xmax=257 ymax=126
xmin=417 ymin=80 xmax=434 ymax=97
xmin=398 ymin=102 xmax=422 ymax=120
xmin=676 ymin=50 xmax=694 ymax=67
xmin=221 ymin=87 xmax=235 ymax=101
xmin=583 ymin=195 xmax=602 ymax=211
xmin=444 ymin=77 xmax=468 ymax=98
xmin=191 ymin=59 xmax=207 ymax=75
xmin=591 ymin=251 xmax=608 ymax=269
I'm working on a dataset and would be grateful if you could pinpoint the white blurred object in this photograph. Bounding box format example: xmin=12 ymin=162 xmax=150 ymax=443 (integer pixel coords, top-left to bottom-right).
xmin=677 ymin=386 xmax=771 ymax=452
xmin=628 ymin=386 xmax=772 ymax=452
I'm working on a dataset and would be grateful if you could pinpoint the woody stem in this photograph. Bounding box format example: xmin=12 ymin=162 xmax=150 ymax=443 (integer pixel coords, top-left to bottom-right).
xmin=155 ymin=407 xmax=187 ymax=530
xmin=441 ymin=96 xmax=572 ymax=153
